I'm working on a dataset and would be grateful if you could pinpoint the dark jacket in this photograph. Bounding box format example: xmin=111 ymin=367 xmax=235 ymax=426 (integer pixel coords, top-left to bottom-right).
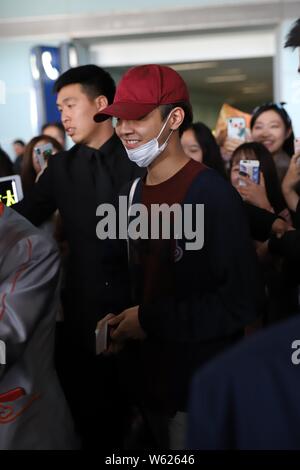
xmin=14 ymin=134 xmax=144 ymax=354
xmin=120 ymin=168 xmax=263 ymax=413
xmin=188 ymin=314 xmax=300 ymax=450
xmin=268 ymin=200 xmax=300 ymax=284
xmin=294 ymin=198 xmax=300 ymax=228
xmin=0 ymin=148 xmax=13 ymax=177
xmin=244 ymin=203 xmax=278 ymax=242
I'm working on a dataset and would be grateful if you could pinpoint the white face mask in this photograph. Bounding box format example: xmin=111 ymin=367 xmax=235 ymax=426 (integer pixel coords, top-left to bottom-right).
xmin=124 ymin=113 xmax=173 ymax=167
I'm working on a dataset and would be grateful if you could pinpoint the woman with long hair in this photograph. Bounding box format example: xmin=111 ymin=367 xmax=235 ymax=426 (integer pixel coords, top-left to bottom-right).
xmin=181 ymin=122 xmax=226 ymax=178
xmin=21 ymin=134 xmax=63 ymax=194
xmin=230 ymin=141 xmax=291 ymax=222
xmin=250 ymin=103 xmax=294 ymax=182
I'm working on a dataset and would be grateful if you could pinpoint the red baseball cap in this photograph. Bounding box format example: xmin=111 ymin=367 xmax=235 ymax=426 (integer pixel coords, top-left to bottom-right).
xmin=94 ymin=64 xmax=190 ymax=122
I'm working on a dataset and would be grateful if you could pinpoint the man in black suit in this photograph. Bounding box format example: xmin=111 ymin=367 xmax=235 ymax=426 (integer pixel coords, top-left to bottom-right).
xmin=14 ymin=65 xmax=143 ymax=448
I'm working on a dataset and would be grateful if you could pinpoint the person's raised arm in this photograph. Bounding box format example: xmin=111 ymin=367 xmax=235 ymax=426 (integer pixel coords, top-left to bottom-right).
xmin=282 ymin=153 xmax=300 ymax=213
xmin=14 ymin=157 xmax=57 ymax=226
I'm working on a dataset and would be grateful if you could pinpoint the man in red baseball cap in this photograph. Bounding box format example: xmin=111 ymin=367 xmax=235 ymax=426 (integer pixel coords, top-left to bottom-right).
xmin=94 ymin=64 xmax=193 ymax=168
xmin=94 ymin=64 xmax=190 ymax=122
xmin=96 ymin=64 xmax=262 ymax=449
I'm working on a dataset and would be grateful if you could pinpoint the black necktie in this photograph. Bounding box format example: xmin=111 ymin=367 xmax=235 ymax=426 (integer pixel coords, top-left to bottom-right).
xmin=90 ymin=150 xmax=114 ymax=205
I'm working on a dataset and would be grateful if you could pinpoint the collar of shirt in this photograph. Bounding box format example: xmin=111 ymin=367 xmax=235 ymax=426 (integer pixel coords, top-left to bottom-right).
xmin=83 ymin=132 xmax=121 ymax=162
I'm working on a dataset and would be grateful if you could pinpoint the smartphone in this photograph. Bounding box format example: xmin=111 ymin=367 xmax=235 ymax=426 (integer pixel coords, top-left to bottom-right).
xmin=95 ymin=323 xmax=108 ymax=355
xmin=294 ymin=138 xmax=300 ymax=155
xmin=33 ymin=143 xmax=53 ymax=170
xmin=239 ymin=160 xmax=260 ymax=186
xmin=227 ymin=117 xmax=246 ymax=140
xmin=95 ymin=322 xmax=113 ymax=355
xmin=0 ymin=174 xmax=23 ymax=206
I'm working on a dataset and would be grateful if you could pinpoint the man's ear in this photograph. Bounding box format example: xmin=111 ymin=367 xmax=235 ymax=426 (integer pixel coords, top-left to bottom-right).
xmin=95 ymin=95 xmax=109 ymax=112
xmin=169 ymin=107 xmax=185 ymax=130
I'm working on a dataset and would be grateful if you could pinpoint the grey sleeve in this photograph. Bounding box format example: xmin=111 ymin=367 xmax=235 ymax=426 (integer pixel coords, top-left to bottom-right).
xmin=0 ymin=234 xmax=60 ymax=380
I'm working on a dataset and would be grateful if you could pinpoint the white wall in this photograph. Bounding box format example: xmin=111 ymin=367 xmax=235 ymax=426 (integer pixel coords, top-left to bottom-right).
xmin=90 ymin=30 xmax=275 ymax=66
xmin=0 ymin=39 xmax=61 ymax=159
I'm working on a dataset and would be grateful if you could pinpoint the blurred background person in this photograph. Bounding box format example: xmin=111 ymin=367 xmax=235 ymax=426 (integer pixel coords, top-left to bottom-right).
xmin=42 ymin=122 xmax=66 ymax=149
xmin=230 ymin=141 xmax=297 ymax=325
xmin=0 ymin=146 xmax=14 ymax=177
xmin=21 ymin=134 xmax=65 ymax=245
xmin=21 ymin=134 xmax=63 ymax=195
xmin=12 ymin=139 xmax=25 ymax=175
xmin=21 ymin=134 xmax=68 ymax=350
xmin=250 ymin=103 xmax=295 ymax=182
xmin=181 ymin=122 xmax=226 ymax=178
xmin=222 ymin=103 xmax=295 ymax=182
xmin=230 ymin=141 xmax=291 ymax=223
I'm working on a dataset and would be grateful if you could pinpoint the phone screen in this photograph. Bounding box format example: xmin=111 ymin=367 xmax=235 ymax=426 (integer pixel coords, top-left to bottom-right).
xmin=0 ymin=175 xmax=23 ymax=206
xmin=294 ymin=138 xmax=300 ymax=155
xmin=95 ymin=322 xmax=115 ymax=354
xmin=34 ymin=143 xmax=53 ymax=170
xmin=239 ymin=160 xmax=260 ymax=184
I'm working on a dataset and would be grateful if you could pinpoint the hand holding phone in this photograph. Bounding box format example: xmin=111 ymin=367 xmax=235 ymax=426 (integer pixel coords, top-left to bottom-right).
xmin=33 ymin=143 xmax=53 ymax=171
xmin=95 ymin=322 xmax=109 ymax=355
xmin=294 ymin=138 xmax=300 ymax=160
xmin=239 ymin=160 xmax=260 ymax=187
xmin=95 ymin=313 xmax=115 ymax=355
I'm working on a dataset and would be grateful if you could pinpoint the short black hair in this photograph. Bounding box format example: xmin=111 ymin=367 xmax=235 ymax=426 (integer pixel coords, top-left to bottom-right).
xmin=160 ymin=102 xmax=193 ymax=136
xmin=53 ymin=65 xmax=116 ymax=104
xmin=13 ymin=139 xmax=25 ymax=146
xmin=285 ymin=18 xmax=300 ymax=50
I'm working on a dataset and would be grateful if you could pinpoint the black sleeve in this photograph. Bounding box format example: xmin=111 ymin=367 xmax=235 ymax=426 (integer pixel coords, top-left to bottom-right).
xmin=293 ymin=199 xmax=300 ymax=229
xmin=268 ymin=230 xmax=300 ymax=260
xmin=13 ymin=158 xmax=57 ymax=226
xmin=138 ymin=179 xmax=263 ymax=342
xmin=244 ymin=203 xmax=278 ymax=242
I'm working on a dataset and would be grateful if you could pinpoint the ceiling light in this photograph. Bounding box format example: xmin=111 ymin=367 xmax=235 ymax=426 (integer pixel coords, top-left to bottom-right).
xmin=242 ymin=84 xmax=268 ymax=94
xmin=170 ymin=62 xmax=218 ymax=71
xmin=222 ymin=68 xmax=242 ymax=75
xmin=205 ymin=74 xmax=247 ymax=83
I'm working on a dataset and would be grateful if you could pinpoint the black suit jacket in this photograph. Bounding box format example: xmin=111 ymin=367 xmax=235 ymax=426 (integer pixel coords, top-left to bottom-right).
xmin=14 ymin=133 xmax=144 ymax=353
